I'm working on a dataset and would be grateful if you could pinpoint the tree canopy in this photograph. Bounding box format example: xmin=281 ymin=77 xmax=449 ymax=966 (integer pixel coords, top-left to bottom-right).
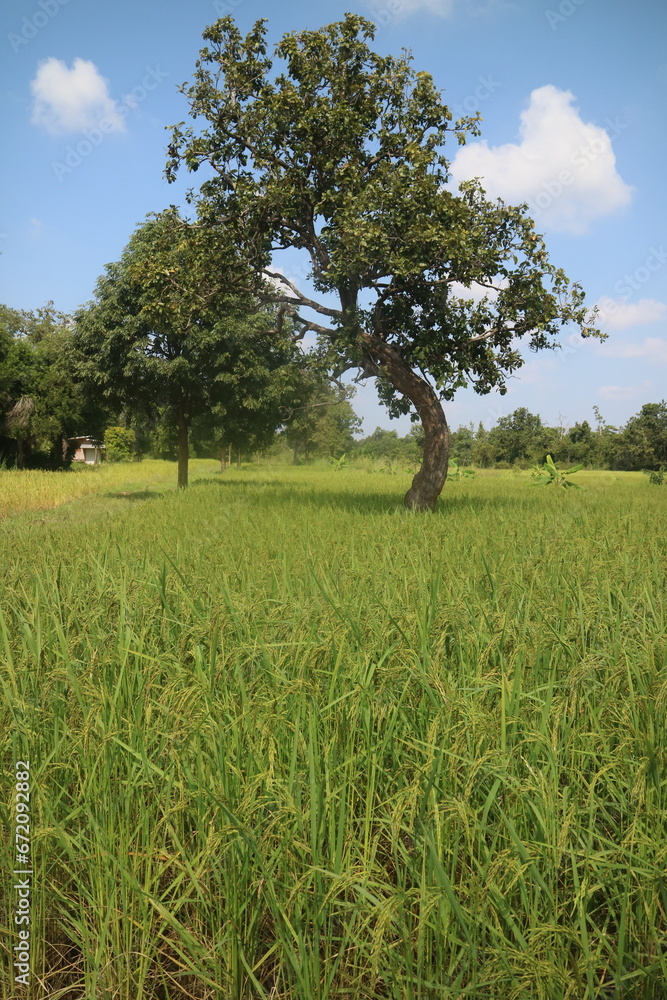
xmin=167 ymin=13 xmax=602 ymax=508
xmin=0 ymin=303 xmax=103 ymax=469
xmin=74 ymin=209 xmax=303 ymax=487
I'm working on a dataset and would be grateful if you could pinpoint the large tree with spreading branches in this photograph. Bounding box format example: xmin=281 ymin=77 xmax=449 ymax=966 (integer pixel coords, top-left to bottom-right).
xmin=167 ymin=14 xmax=602 ymax=509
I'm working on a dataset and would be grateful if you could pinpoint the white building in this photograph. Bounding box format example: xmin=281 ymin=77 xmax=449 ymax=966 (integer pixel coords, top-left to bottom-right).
xmin=69 ymin=436 xmax=104 ymax=464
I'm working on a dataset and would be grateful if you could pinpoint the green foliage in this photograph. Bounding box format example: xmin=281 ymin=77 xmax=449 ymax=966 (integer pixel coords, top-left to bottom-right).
xmin=358 ymin=427 xmax=421 ymax=464
xmin=448 ymin=458 xmax=477 ymax=481
xmin=645 ymin=467 xmax=665 ymax=485
xmin=104 ymin=426 xmax=136 ymax=462
xmin=488 ymin=407 xmax=547 ymax=466
xmin=531 ymin=453 xmax=583 ymax=488
xmin=616 ymin=401 xmax=667 ymax=470
xmin=329 ymin=452 xmax=349 ymax=471
xmin=282 ymin=373 xmax=361 ymax=462
xmin=449 ymin=423 xmax=475 ymax=465
xmin=74 ymin=210 xmax=302 ymax=487
xmin=0 ymin=302 xmax=107 ymax=469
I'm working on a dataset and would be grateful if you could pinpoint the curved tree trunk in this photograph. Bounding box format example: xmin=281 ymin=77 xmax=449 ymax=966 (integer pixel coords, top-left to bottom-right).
xmin=362 ymin=335 xmax=450 ymax=511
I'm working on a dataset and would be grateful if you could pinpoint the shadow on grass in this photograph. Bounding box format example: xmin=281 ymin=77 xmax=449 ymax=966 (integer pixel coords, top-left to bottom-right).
xmin=104 ymin=490 xmax=165 ymax=502
xmin=188 ymin=476 xmax=519 ymax=516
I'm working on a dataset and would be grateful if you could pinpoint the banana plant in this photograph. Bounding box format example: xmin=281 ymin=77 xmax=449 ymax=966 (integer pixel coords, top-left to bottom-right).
xmin=531 ymin=454 xmax=583 ymax=488
xmin=448 ymin=459 xmax=477 ymax=482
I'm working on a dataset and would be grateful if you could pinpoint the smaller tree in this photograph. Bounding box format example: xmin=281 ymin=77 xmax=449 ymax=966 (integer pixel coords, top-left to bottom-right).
xmin=471 ymin=422 xmax=493 ymax=468
xmin=617 ymin=402 xmax=667 ymax=470
xmin=104 ymin=426 xmax=136 ymax=462
xmin=75 ymin=210 xmax=301 ymax=488
xmin=1 ymin=302 xmax=106 ymax=469
xmin=449 ymin=423 xmax=475 ymax=465
xmin=488 ymin=407 xmax=546 ymax=466
xmin=559 ymin=420 xmax=596 ymax=466
xmin=282 ymin=378 xmax=361 ymax=462
xmin=5 ymin=396 xmax=35 ymax=469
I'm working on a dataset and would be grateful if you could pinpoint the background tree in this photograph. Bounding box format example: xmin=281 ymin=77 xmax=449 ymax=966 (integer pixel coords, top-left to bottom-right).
xmin=75 ymin=209 xmax=301 ymax=488
xmin=615 ymin=401 xmax=667 ymax=470
xmin=104 ymin=426 xmax=137 ymax=463
xmin=167 ymin=14 xmax=601 ymax=509
xmin=554 ymin=420 xmax=597 ymax=467
xmin=487 ymin=408 xmax=546 ymax=467
xmin=0 ymin=303 xmax=104 ymax=469
xmin=282 ymin=377 xmax=361 ymax=463
xmin=449 ymin=423 xmax=475 ymax=465
xmin=471 ymin=422 xmax=494 ymax=468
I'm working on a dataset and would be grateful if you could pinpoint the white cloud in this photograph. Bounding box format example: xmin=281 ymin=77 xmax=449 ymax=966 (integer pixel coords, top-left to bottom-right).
xmin=263 ymin=266 xmax=302 ymax=299
xmin=30 ymin=57 xmax=124 ymax=135
xmin=369 ymin=0 xmax=510 ymax=22
xmin=598 ymin=380 xmax=653 ymax=402
xmin=370 ymin=0 xmax=455 ymax=20
xmin=449 ymin=85 xmax=633 ymax=234
xmin=398 ymin=0 xmax=455 ymax=13
xmin=450 ymin=278 xmax=507 ymax=302
xmin=600 ymin=337 xmax=667 ymax=364
xmin=595 ymin=297 xmax=667 ymax=331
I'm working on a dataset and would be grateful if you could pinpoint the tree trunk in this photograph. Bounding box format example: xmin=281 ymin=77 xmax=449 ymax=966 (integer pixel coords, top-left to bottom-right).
xmin=237 ymin=451 xmax=241 ymax=470
xmin=17 ymin=437 xmax=25 ymax=471
xmin=220 ymin=449 xmax=226 ymax=473
xmin=292 ymin=444 xmax=299 ymax=465
xmin=177 ymin=400 xmax=189 ymax=489
xmin=362 ymin=334 xmax=450 ymax=511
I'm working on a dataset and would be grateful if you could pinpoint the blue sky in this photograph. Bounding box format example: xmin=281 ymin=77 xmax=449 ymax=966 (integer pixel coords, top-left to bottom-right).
xmin=1 ymin=0 xmax=665 ymax=435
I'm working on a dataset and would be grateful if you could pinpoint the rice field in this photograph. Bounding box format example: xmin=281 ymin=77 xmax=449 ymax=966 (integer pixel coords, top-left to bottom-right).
xmin=0 ymin=463 xmax=665 ymax=999
xmin=0 ymin=459 xmax=220 ymax=520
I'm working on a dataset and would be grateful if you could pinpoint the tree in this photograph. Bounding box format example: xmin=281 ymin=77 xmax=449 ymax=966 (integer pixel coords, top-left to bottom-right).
xmin=471 ymin=422 xmax=493 ymax=468
xmin=74 ymin=209 xmax=301 ymax=488
xmin=616 ymin=402 xmax=667 ymax=470
xmin=0 ymin=303 xmax=104 ymax=469
xmin=558 ymin=420 xmax=597 ymax=466
xmin=166 ymin=14 xmax=601 ymax=509
xmin=104 ymin=426 xmax=136 ymax=462
xmin=487 ymin=407 xmax=546 ymax=466
xmin=450 ymin=423 xmax=475 ymax=465
xmin=282 ymin=377 xmax=361 ymax=462
xmin=359 ymin=428 xmax=403 ymax=462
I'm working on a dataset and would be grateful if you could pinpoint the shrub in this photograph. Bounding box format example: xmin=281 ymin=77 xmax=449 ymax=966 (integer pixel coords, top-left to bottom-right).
xmin=104 ymin=426 xmax=136 ymax=463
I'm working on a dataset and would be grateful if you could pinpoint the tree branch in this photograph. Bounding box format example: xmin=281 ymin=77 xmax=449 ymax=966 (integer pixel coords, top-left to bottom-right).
xmin=262 ymin=270 xmax=341 ymax=320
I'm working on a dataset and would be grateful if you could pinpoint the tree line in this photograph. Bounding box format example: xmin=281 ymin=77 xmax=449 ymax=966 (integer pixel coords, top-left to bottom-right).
xmin=0 ymin=293 xmax=337 ymax=477
xmin=1 ymin=300 xmax=663 ymax=475
xmin=310 ymin=403 xmax=667 ymax=472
